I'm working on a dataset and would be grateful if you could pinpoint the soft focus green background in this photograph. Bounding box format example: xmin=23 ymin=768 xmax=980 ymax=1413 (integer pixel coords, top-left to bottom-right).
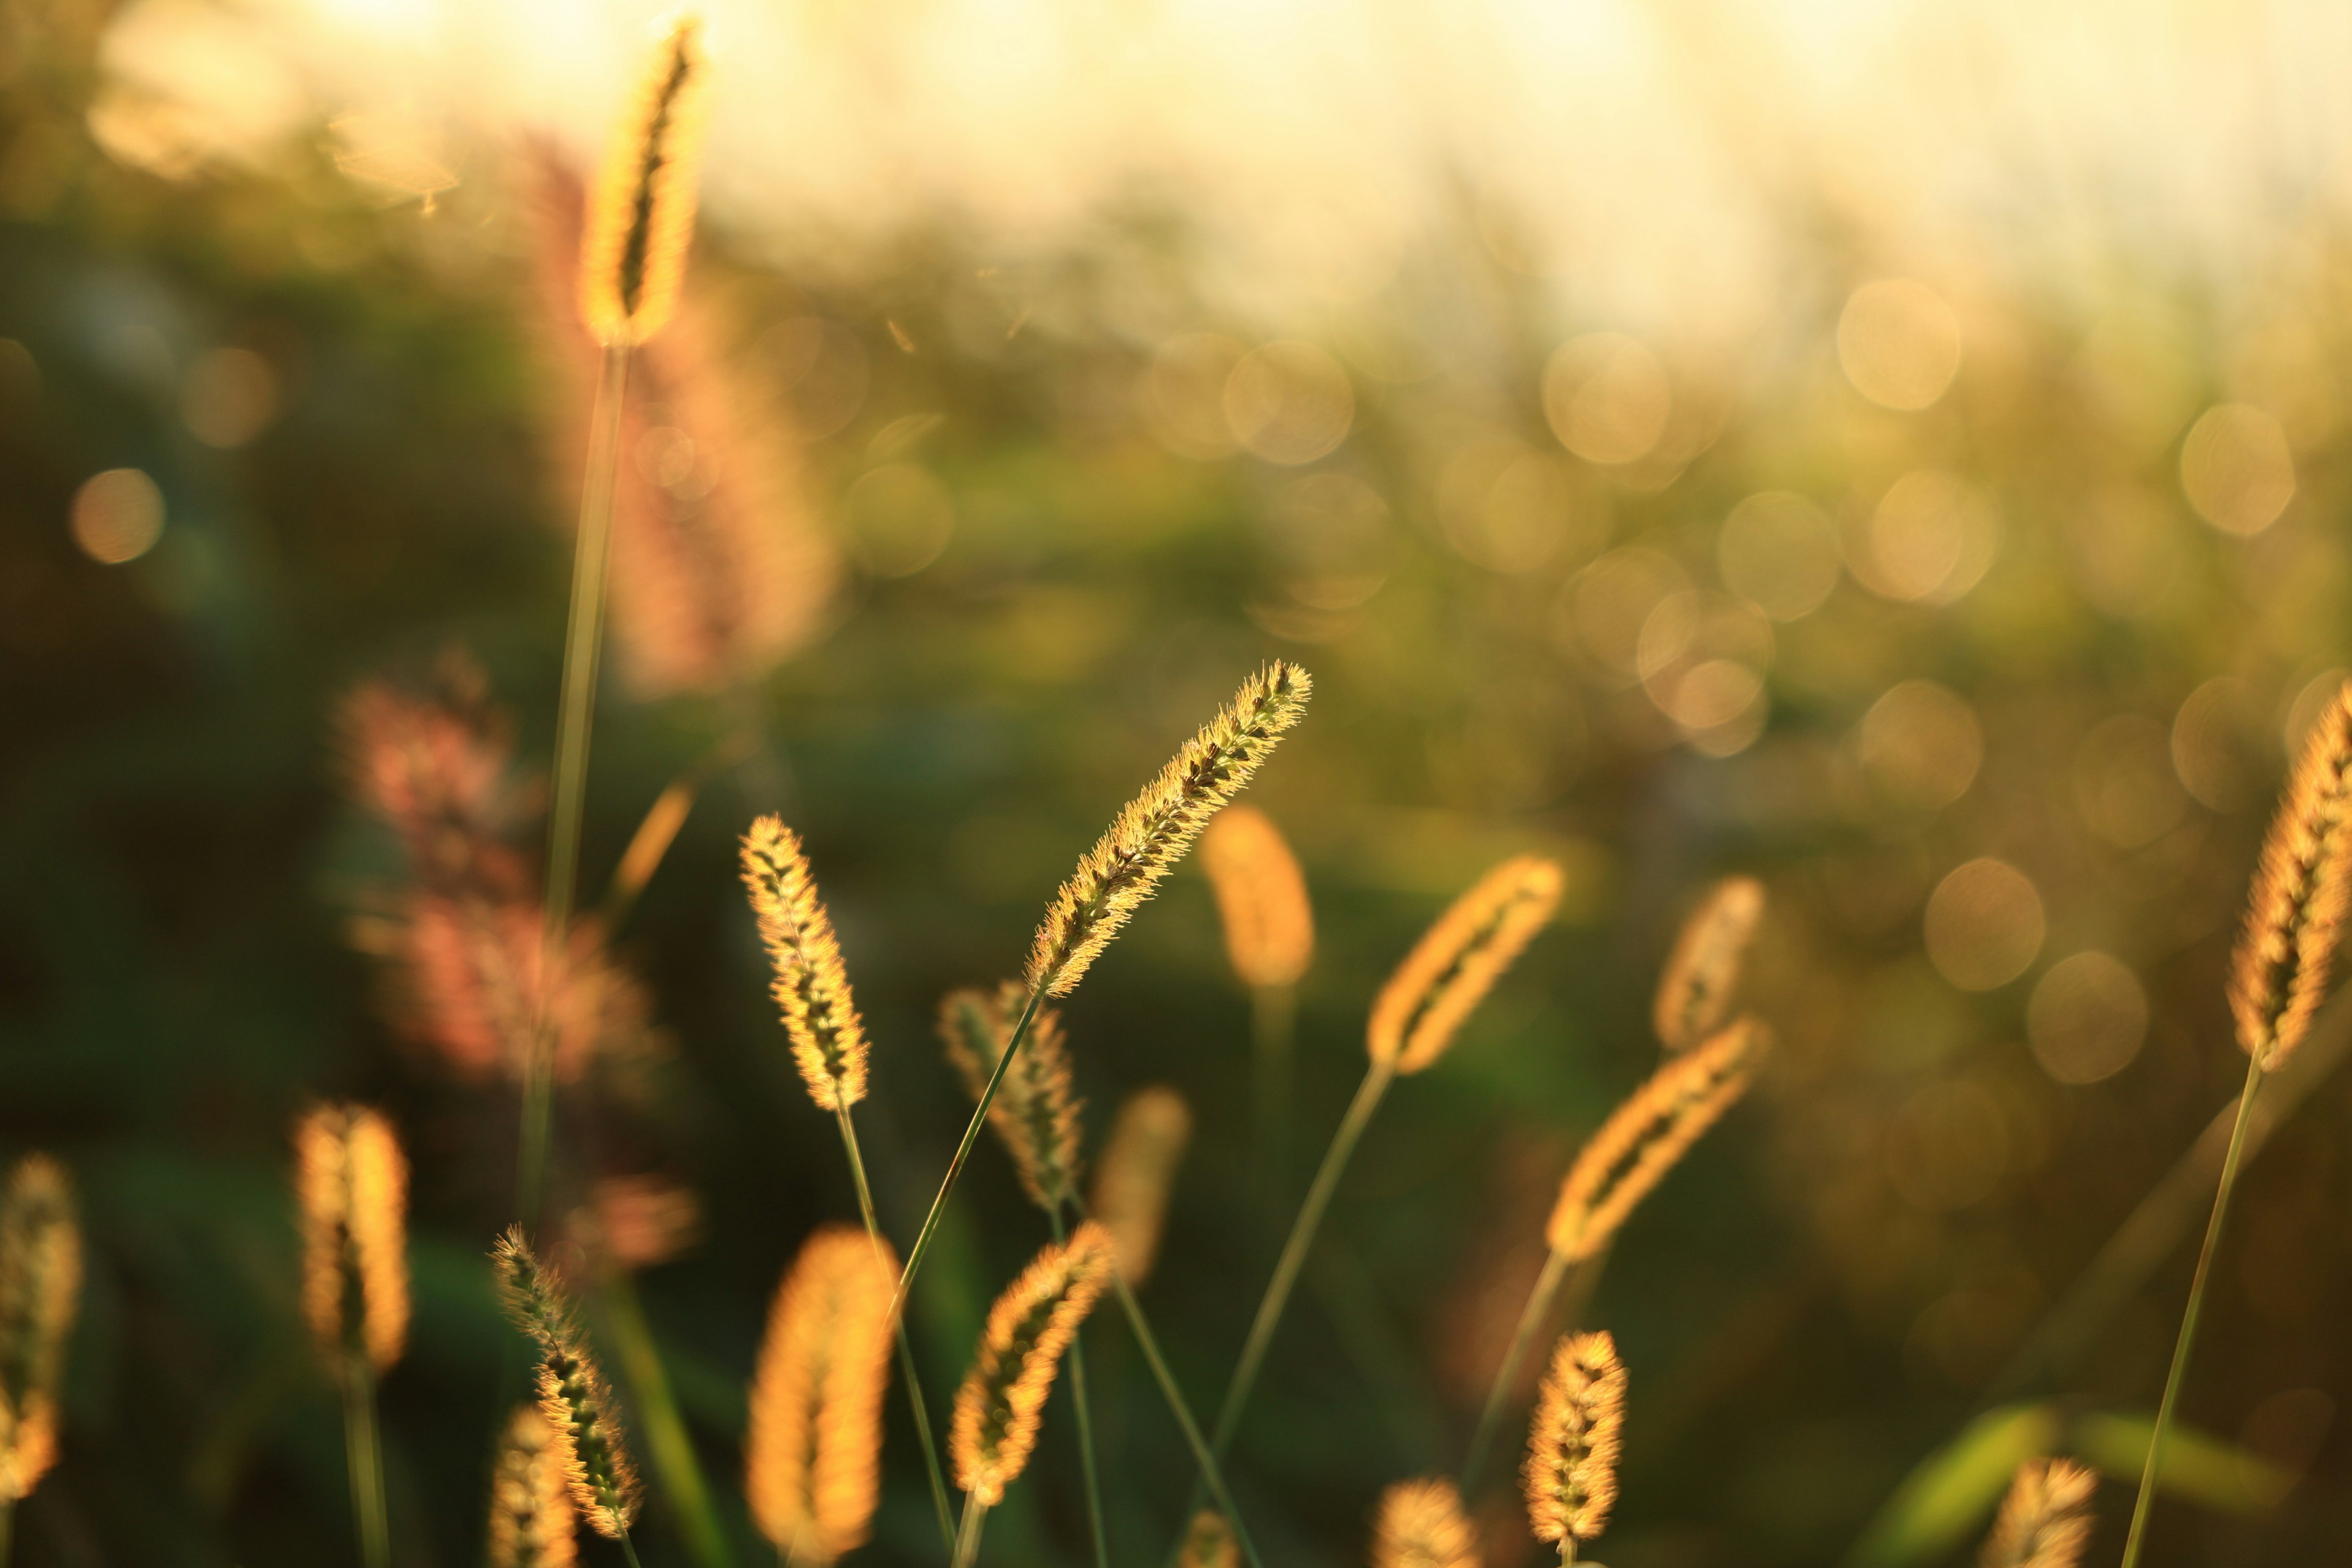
xmin=7 ymin=2 xmax=2352 ymax=1565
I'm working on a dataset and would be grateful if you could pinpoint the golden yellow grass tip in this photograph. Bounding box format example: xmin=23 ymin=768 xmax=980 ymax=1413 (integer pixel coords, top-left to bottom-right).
xmin=741 ymin=816 xmax=870 ymax=1110
xmin=2229 ymin=677 xmax=2352 ymax=1071
xmin=1373 ymin=1477 xmax=1482 ymax=1568
xmin=1521 ymin=1330 xmax=1624 ymax=1548
xmin=295 ymin=1102 xmax=410 ymax=1373
xmin=949 ymin=1221 xmax=1117 ymax=1506
xmin=489 ymin=1404 xmax=579 ymax=1568
xmin=1090 ymin=1086 xmax=1193 ymax=1286
xmin=940 ymin=982 xmax=1082 ymax=1211
xmin=0 ymin=1155 xmax=81 ymax=1505
xmin=1025 ymin=662 xmax=1312 ymax=999
xmin=1202 ymin=803 xmax=1315 ymax=990
xmin=1546 ymin=1016 xmax=1767 ymax=1261
xmin=579 ymin=13 xmax=710 ymax=346
xmin=1653 ymin=874 xmax=1765 ymax=1051
xmin=1368 ymin=855 xmax=1564 ymax=1075
xmin=492 ymin=1227 xmax=642 ymax=1537
xmin=1978 ymin=1457 xmax=2098 ymax=1568
xmin=1179 ymin=1510 xmax=1239 ymax=1568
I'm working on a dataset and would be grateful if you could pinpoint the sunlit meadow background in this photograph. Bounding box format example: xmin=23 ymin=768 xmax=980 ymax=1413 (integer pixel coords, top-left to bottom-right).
xmin=7 ymin=0 xmax=2352 ymax=1563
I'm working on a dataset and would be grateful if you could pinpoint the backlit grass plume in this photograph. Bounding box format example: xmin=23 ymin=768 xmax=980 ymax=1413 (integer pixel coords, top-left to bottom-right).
xmin=941 ymin=982 xmax=1082 ymax=1210
xmin=296 ymin=1104 xmax=410 ymax=1373
xmin=1652 ymin=875 xmax=1765 ymax=1052
xmin=578 ymin=15 xmax=709 ymax=348
xmin=1179 ymin=1510 xmax=1239 ymax=1568
xmin=745 ymin=1226 xmax=897 ymax=1565
xmin=1373 ymin=1478 xmax=1482 ymax=1568
xmin=1981 ymin=1458 xmax=2098 ymax=1568
xmin=1202 ymin=804 xmax=1314 ymax=990
xmin=1368 ymin=856 xmax=1564 ymax=1074
xmin=949 ymin=1221 xmax=1117 ymax=1507
xmin=2228 ymin=677 xmax=2352 ymax=1072
xmin=0 ymin=1156 xmax=80 ymax=1507
xmin=489 ymin=1404 xmax=579 ymax=1568
xmin=742 ymin=817 xmax=870 ymax=1111
xmin=1024 ymin=662 xmax=1312 ymax=999
xmin=493 ymin=1227 xmax=643 ymax=1539
xmin=1521 ymin=1331 xmax=1625 ymax=1559
xmin=1091 ymin=1087 xmax=1193 ymax=1286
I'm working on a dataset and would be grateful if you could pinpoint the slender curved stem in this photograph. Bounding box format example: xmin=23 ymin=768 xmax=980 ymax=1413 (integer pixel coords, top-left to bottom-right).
xmin=596 ymin=1264 xmax=737 ymax=1568
xmin=620 ymin=1528 xmax=648 ymax=1568
xmin=2119 ymin=1053 xmax=2266 ymax=1568
xmin=342 ymin=1360 xmax=391 ymax=1568
xmin=519 ymin=341 xmax=633 ymax=1221
xmin=1461 ymin=1247 xmax=1572 ymax=1492
xmin=1046 ymin=1205 xmax=1111 ymax=1568
xmin=951 ymin=1497 xmax=989 ymax=1568
xmin=836 ymin=1106 xmax=958 ymax=1551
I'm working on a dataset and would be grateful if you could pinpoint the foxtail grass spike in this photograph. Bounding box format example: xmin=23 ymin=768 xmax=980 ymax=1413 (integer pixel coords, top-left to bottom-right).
xmin=1981 ymin=1458 xmax=2098 ymax=1568
xmin=1025 ymin=663 xmax=1312 ymax=999
xmin=1179 ymin=1509 xmax=1239 ymax=1568
xmin=493 ymin=1227 xmax=643 ymax=1537
xmin=1091 ymin=1087 xmax=1192 ymax=1286
xmin=1373 ymin=1478 xmax=1482 ymax=1568
xmin=1368 ymin=856 xmax=1564 ymax=1074
xmin=489 ymin=1404 xmax=581 ymax=1568
xmin=941 ymin=982 xmax=1082 ymax=1210
xmin=2228 ymin=677 xmax=2352 ymax=1072
xmin=1546 ymin=1017 xmax=1768 ymax=1262
xmin=1521 ymin=1331 xmax=1624 ymax=1553
xmin=1652 ymin=875 xmax=1765 ymax=1052
xmin=579 ymin=15 xmax=709 ymax=347
xmin=948 ymin=1222 xmax=1116 ymax=1506
xmin=0 ymin=1157 xmax=80 ymax=1506
xmin=296 ymin=1104 xmax=411 ymax=1373
xmin=1202 ymin=804 xmax=1315 ymax=990
xmin=742 ymin=818 xmax=870 ymax=1111
xmin=745 ymin=1226 xmax=897 ymax=1564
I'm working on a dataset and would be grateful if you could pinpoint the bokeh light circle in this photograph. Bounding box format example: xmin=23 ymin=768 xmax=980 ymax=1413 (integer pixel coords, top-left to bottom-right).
xmin=1718 ymin=491 xmax=1841 ymax=620
xmin=1923 ymin=858 xmax=2045 ymax=990
xmin=1224 ymin=341 xmax=1354 ymax=465
xmin=2027 ymin=951 xmax=2149 ymax=1084
xmin=1542 ymin=333 xmax=1672 ymax=466
xmin=1838 ymin=279 xmax=1964 ymax=410
xmin=70 ymin=468 xmax=165 ymax=564
xmin=2180 ymin=403 xmax=2294 ymax=535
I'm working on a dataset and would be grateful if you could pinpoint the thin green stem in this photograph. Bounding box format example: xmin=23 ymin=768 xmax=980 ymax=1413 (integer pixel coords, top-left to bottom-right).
xmin=0 ymin=1498 xmax=12 ymax=1568
xmin=951 ymin=1496 xmax=989 ymax=1568
xmin=1046 ymin=1205 xmax=1111 ymax=1568
xmin=835 ymin=1106 xmax=958 ymax=1551
xmin=1250 ymin=984 xmax=1295 ymax=1197
xmin=342 ymin=1359 xmax=391 ymax=1568
xmin=621 ymin=1528 xmax=648 ymax=1568
xmin=596 ymin=1264 xmax=737 ymax=1568
xmin=1461 ymin=1247 xmax=1572 ymax=1493
xmin=2119 ymin=1052 xmax=2266 ymax=1568
xmin=520 ymin=340 xmax=633 ymax=1223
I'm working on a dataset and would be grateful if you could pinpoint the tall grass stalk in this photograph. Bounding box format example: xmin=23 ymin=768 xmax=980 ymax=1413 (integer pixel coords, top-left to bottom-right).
xmin=594 ymin=1263 xmax=736 ymax=1568
xmin=1046 ymin=1206 xmax=1110 ymax=1568
xmin=1461 ymin=1248 xmax=1572 ymax=1491
xmin=949 ymin=1498 xmax=988 ymax=1568
xmin=342 ymin=1360 xmax=392 ymax=1568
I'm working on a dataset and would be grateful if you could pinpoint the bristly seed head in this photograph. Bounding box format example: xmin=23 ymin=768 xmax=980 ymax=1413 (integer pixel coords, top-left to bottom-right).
xmin=1200 ymin=804 xmax=1316 ymax=992
xmin=1373 ymin=1477 xmax=1482 ymax=1568
xmin=1978 ymin=1457 xmax=2099 ymax=1568
xmin=948 ymin=1222 xmax=1117 ymax=1506
xmin=1522 ymin=1330 xmax=1625 ymax=1548
xmin=940 ymin=982 xmax=1084 ymax=1210
xmin=1089 ymin=1087 xmax=1193 ymax=1287
xmin=1653 ymin=875 xmax=1765 ymax=1052
xmin=2229 ymin=679 xmax=2352 ymax=1072
xmin=296 ymin=1103 xmax=410 ymax=1374
xmin=1367 ymin=856 xmax=1564 ymax=1075
xmin=1178 ymin=1509 xmax=1238 ymax=1568
xmin=488 ymin=1404 xmax=579 ymax=1568
xmin=492 ymin=1227 xmax=642 ymax=1538
xmin=0 ymin=1156 xmax=80 ymax=1506
xmin=579 ymin=15 xmax=709 ymax=347
xmin=1024 ymin=663 xmax=1312 ymax=1000
xmin=741 ymin=817 xmax=870 ymax=1110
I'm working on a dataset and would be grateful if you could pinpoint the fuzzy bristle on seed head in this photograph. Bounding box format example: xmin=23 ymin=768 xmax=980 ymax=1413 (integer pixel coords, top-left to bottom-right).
xmin=949 ymin=1221 xmax=1117 ymax=1506
xmin=1978 ymin=1458 xmax=2098 ymax=1568
xmin=741 ymin=818 xmax=870 ymax=1110
xmin=1201 ymin=804 xmax=1315 ymax=991
xmin=1179 ymin=1509 xmax=1239 ymax=1568
xmin=0 ymin=1156 xmax=80 ymax=1505
xmin=1521 ymin=1330 xmax=1625 ymax=1547
xmin=338 ymin=654 xmax=525 ymax=897
xmin=1547 ymin=1017 xmax=1767 ymax=1261
xmin=2229 ymin=680 xmax=2352 ymax=1072
xmin=1367 ymin=856 xmax=1564 ymax=1075
xmin=1373 ymin=1477 xmax=1482 ymax=1568
xmin=492 ymin=1227 xmax=642 ymax=1537
xmin=578 ymin=15 xmax=709 ymax=347
xmin=489 ymin=1404 xmax=580 ymax=1568
xmin=1024 ymin=663 xmax=1312 ymax=1000
xmin=295 ymin=1104 xmax=410 ymax=1374
xmin=1090 ymin=1087 xmax=1192 ymax=1286
xmin=745 ymin=1226 xmax=897 ymax=1564
xmin=940 ymin=982 xmax=1083 ymax=1210
xmin=1653 ymin=875 xmax=1765 ymax=1052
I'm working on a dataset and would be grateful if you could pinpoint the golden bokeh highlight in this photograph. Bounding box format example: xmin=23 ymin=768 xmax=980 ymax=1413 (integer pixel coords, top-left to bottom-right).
xmin=1848 ymin=470 xmax=1999 ymax=604
xmin=1542 ymin=334 xmax=1671 ymax=466
xmin=1437 ymin=441 xmax=1582 ymax=576
xmin=1923 ymin=859 xmax=2044 ymax=991
xmin=2171 ymin=676 xmax=2262 ymax=812
xmin=2180 ymin=402 xmax=2294 ymax=535
xmin=1223 ymin=341 xmax=1353 ymax=465
xmin=1855 ymin=680 xmax=1982 ymax=812
xmin=2026 ymin=951 xmax=2148 ymax=1085
xmin=1837 ymin=279 xmax=1963 ymax=411
xmin=70 ymin=468 xmax=165 ymax=564
xmin=1559 ymin=547 xmax=1689 ymax=684
xmin=1636 ymin=591 xmax=1771 ymax=756
xmin=842 ymin=464 xmax=954 ymax=578
xmin=181 ymin=347 xmax=279 ymax=449
xmin=1717 ymin=491 xmax=1841 ymax=621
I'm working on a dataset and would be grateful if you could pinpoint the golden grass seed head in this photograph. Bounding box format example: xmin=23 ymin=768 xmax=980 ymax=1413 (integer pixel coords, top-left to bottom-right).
xmin=1178 ymin=1510 xmax=1239 ymax=1568
xmin=0 ymin=1156 xmax=80 ymax=1504
xmin=1545 ymin=1017 xmax=1767 ymax=1261
xmin=1201 ymin=804 xmax=1315 ymax=990
xmin=578 ymin=15 xmax=709 ymax=347
xmin=1521 ymin=1330 xmax=1624 ymax=1547
xmin=1024 ymin=662 xmax=1312 ymax=1000
xmin=1979 ymin=1458 xmax=2098 ymax=1568
xmin=1368 ymin=856 xmax=1564 ymax=1075
xmin=2229 ymin=679 xmax=2352 ymax=1071
xmin=1653 ymin=875 xmax=1766 ymax=1052
xmin=1373 ymin=1477 xmax=1482 ymax=1568
xmin=741 ymin=816 xmax=870 ymax=1110
xmin=492 ymin=1227 xmax=642 ymax=1537
xmin=940 ymin=982 xmax=1083 ymax=1210
xmin=1090 ymin=1086 xmax=1192 ymax=1286
xmin=745 ymin=1226 xmax=897 ymax=1564
xmin=949 ymin=1221 xmax=1117 ymax=1506
xmin=295 ymin=1104 xmax=410 ymax=1373
xmin=489 ymin=1404 xmax=580 ymax=1568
